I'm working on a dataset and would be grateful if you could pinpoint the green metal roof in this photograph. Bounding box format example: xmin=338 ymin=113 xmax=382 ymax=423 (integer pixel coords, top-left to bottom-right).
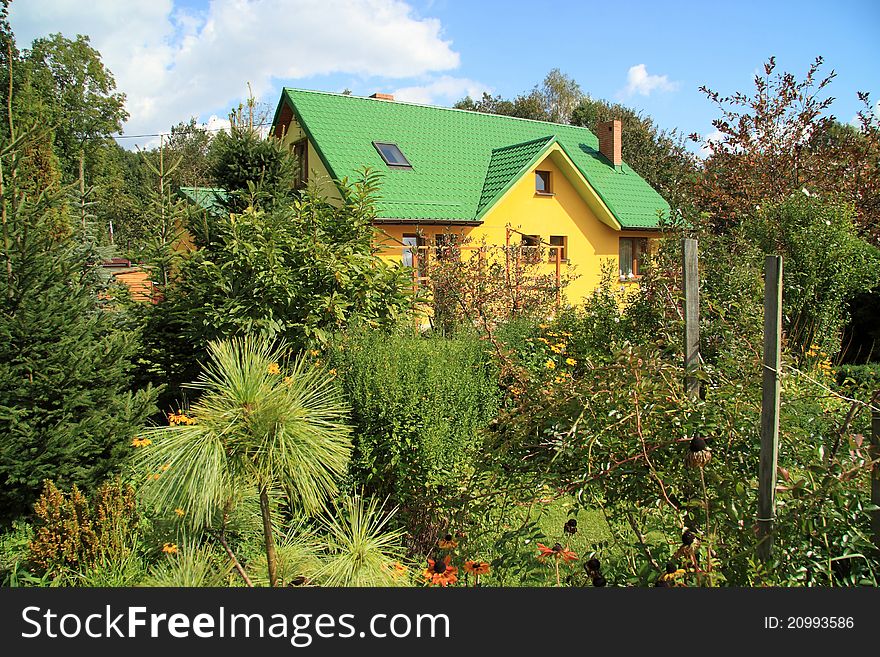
xmin=276 ymin=89 xmax=670 ymax=229
xmin=476 ymin=136 xmax=555 ymax=218
xmin=179 ymin=186 xmax=227 ymax=213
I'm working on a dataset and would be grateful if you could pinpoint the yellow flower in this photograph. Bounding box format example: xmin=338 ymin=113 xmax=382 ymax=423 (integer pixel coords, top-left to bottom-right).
xmin=308 ymin=349 xmax=321 ymax=357
xmin=545 ymin=359 xmax=556 ymax=370
xmin=566 ymin=357 xmax=577 ymax=366
xmin=162 ymin=543 xmax=178 ymax=555
xmin=161 ymin=463 xmax=170 ymax=472
xmin=267 ymin=362 xmax=281 ymax=375
xmin=174 ymin=508 xmax=185 ymax=517
xmin=283 ymin=376 xmax=293 ymax=384
xmin=328 ymin=368 xmax=337 ymax=376
xmin=131 ymin=437 xmax=152 ymax=448
xmin=550 ymin=343 xmax=565 ymax=353
xmin=168 ymin=411 xmax=197 ymax=426
xmin=538 ymin=323 xmax=549 ymax=329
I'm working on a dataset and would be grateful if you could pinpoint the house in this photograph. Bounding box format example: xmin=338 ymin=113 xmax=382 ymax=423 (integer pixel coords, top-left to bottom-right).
xmin=100 ymin=258 xmax=160 ymax=303
xmin=270 ymin=89 xmax=669 ymax=303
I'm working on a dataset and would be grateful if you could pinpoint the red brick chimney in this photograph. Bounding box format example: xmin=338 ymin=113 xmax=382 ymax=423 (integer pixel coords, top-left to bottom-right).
xmin=597 ymin=120 xmax=622 ymax=168
xmin=369 ymin=92 xmax=395 ymax=101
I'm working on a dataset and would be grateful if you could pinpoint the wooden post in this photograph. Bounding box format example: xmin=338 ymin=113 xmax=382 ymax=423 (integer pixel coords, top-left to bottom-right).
xmin=555 ymin=246 xmax=562 ymax=309
xmin=682 ymin=239 xmax=700 ymax=400
xmin=871 ymin=397 xmax=880 ymax=551
xmin=758 ymin=255 xmax=783 ymax=562
xmin=505 ymin=227 xmax=511 ymax=293
xmin=411 ymin=247 xmax=419 ymax=291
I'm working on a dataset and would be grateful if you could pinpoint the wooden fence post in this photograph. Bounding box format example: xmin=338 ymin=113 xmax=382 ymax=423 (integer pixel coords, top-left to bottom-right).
xmin=871 ymin=397 xmax=880 ymax=551
xmin=683 ymin=239 xmax=700 ymax=400
xmin=555 ymin=246 xmax=562 ymax=309
xmin=758 ymin=255 xmax=783 ymax=562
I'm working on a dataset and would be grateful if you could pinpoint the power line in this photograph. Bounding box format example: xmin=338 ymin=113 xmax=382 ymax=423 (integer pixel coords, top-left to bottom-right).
xmin=109 ymin=121 xmax=272 ymax=140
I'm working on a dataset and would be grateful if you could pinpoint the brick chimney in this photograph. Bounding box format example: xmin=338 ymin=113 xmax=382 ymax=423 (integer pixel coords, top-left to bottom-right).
xmin=597 ymin=120 xmax=622 ymax=168
xmin=369 ymin=92 xmax=395 ymax=101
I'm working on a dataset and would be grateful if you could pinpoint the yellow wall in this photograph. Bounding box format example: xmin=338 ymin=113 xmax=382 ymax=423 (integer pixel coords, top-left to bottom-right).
xmin=280 ymin=115 xmax=341 ymax=203
xmin=373 ymin=152 xmax=659 ymax=304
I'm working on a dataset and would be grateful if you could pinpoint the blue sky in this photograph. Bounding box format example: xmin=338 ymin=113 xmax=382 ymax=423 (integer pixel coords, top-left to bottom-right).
xmin=10 ymin=0 xmax=880 ymax=151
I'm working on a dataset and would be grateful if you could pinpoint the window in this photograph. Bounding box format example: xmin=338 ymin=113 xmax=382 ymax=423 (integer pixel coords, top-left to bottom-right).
xmin=435 ymin=233 xmax=461 ymax=261
xmin=548 ymin=235 xmax=567 ymax=262
xmin=535 ymin=170 xmax=552 ymax=194
xmin=373 ymin=141 xmax=412 ymax=169
xmin=619 ymin=237 xmax=649 ymax=279
xmin=521 ymin=234 xmax=541 ymax=264
xmin=402 ymin=233 xmax=426 ymax=275
xmin=292 ymin=138 xmax=308 ymax=189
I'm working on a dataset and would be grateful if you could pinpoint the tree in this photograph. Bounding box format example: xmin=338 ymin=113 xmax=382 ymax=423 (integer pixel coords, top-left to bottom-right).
xmin=741 ymin=194 xmax=880 ymax=354
xmin=0 ymin=75 xmax=155 ymax=522
xmin=165 ymin=118 xmax=213 ymax=190
xmin=541 ymin=68 xmax=583 ymax=124
xmin=455 ymin=69 xmax=582 ymax=123
xmin=141 ymin=170 xmax=413 ymax=404
xmin=22 ymin=33 xmax=128 ymax=181
xmin=134 ymin=336 xmax=353 ymax=586
xmin=208 ymin=96 xmax=294 ymax=214
xmin=692 ymin=56 xmax=880 ymax=233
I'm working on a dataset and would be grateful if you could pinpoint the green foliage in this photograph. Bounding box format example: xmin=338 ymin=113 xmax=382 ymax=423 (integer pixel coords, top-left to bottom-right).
xmin=143 ymin=541 xmax=229 ymax=587
xmin=335 ymin=330 xmax=500 ymax=551
xmin=22 ymin=33 xmax=128 ymax=181
xmin=135 ymin=336 xmax=353 ymax=524
xmin=144 ymin=170 xmax=413 ymax=398
xmin=0 ymin=105 xmax=156 ymax=522
xmin=208 ymin=110 xmax=295 ymax=214
xmin=311 ymin=494 xmax=409 ymax=587
xmin=742 ymin=195 xmax=880 ymax=355
xmin=28 ymin=479 xmax=140 ymax=578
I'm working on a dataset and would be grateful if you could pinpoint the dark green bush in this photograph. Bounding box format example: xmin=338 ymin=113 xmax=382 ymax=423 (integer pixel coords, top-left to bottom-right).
xmin=334 ymin=330 xmax=500 ymax=552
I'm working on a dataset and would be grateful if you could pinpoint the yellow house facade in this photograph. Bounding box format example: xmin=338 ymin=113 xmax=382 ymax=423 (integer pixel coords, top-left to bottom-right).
xmin=271 ymin=89 xmax=668 ymax=304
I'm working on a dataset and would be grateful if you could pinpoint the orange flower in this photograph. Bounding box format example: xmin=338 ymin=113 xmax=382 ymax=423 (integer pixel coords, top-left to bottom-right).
xmin=162 ymin=543 xmax=178 ymax=554
xmin=267 ymin=362 xmax=281 ymax=375
xmin=438 ymin=534 xmax=458 ymax=550
xmin=463 ymin=560 xmax=490 ymax=576
xmin=423 ymin=555 xmax=458 ymax=587
xmin=537 ymin=542 xmax=578 ymax=563
xmin=174 ymin=508 xmax=185 ymax=517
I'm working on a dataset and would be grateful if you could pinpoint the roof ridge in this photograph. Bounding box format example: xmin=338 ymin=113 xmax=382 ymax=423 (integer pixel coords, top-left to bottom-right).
xmin=282 ymin=87 xmax=597 ymax=133
xmin=491 ymin=135 xmax=557 ymax=153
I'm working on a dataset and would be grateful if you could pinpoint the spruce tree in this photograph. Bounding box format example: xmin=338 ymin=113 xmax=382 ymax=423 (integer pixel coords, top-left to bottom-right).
xmin=0 ymin=63 xmax=156 ymax=523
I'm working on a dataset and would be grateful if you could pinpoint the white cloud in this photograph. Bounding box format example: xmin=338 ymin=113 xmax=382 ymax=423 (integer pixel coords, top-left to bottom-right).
xmin=698 ymin=129 xmax=725 ymax=158
xmin=10 ymin=0 xmax=461 ymax=144
xmin=391 ymin=75 xmax=491 ymax=105
xmin=621 ymin=64 xmax=679 ymax=97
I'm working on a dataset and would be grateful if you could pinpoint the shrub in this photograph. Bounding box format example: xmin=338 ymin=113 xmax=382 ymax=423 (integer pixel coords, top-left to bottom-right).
xmin=334 ymin=330 xmax=500 ymax=552
xmin=28 ymin=478 xmax=140 ymax=578
xmin=742 ymin=195 xmax=880 ymax=355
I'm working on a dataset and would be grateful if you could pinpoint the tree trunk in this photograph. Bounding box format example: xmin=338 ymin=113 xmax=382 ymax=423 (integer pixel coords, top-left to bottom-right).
xmin=259 ymin=486 xmax=278 ymax=587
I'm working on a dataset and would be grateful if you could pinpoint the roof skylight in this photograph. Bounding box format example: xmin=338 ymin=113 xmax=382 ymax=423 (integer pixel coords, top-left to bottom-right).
xmin=373 ymin=141 xmax=412 ymax=169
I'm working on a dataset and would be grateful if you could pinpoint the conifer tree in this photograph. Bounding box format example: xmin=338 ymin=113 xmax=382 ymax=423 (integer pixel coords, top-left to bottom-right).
xmin=0 ymin=57 xmax=156 ymax=523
